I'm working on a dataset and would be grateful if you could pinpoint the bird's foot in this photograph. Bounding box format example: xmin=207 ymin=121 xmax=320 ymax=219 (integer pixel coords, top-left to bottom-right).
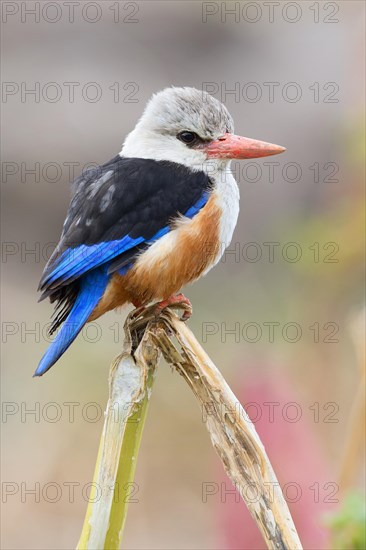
xmin=155 ymin=293 xmax=192 ymax=321
xmin=130 ymin=294 xmax=192 ymax=324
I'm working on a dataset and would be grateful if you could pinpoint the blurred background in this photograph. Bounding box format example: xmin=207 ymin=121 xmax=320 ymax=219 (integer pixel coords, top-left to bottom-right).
xmin=1 ymin=1 xmax=365 ymax=548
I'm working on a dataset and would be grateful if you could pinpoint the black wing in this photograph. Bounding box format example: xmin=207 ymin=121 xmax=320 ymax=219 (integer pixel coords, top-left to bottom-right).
xmin=39 ymin=155 xmax=212 ymax=298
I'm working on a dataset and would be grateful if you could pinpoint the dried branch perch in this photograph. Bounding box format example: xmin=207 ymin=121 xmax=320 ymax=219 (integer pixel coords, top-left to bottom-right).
xmin=77 ymin=304 xmax=302 ymax=550
xmin=338 ymin=309 xmax=366 ymax=495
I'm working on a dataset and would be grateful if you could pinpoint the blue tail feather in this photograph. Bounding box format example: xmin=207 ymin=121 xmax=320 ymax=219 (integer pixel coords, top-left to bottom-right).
xmin=34 ymin=268 xmax=109 ymax=377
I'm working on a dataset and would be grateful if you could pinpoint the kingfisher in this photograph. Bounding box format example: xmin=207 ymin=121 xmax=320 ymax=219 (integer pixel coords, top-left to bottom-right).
xmin=35 ymin=87 xmax=285 ymax=376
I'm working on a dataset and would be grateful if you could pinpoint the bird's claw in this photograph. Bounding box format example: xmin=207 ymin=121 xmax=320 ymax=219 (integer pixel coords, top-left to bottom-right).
xmin=154 ymin=293 xmax=192 ymax=321
xmin=129 ymin=294 xmax=192 ymax=325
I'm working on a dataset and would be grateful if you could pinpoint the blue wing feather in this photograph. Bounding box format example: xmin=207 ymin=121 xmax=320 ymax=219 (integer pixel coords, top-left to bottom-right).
xmin=34 ymin=267 xmax=109 ymax=376
xmin=43 ymin=192 xmax=209 ymax=289
xmin=44 ymin=236 xmax=145 ymax=286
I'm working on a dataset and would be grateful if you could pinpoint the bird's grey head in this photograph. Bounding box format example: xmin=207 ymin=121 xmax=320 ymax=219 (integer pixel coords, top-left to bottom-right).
xmin=121 ymin=87 xmax=234 ymax=172
xmin=121 ymin=87 xmax=285 ymax=173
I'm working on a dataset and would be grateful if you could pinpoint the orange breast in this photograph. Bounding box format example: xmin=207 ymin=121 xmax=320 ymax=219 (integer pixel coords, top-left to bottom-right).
xmin=90 ymin=194 xmax=222 ymax=319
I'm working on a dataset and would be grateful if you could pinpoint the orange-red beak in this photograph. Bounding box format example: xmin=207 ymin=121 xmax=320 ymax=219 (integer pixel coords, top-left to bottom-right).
xmin=203 ymin=133 xmax=286 ymax=159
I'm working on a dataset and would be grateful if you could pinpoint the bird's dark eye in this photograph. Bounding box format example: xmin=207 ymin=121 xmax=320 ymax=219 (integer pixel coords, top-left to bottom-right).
xmin=177 ymin=131 xmax=198 ymax=145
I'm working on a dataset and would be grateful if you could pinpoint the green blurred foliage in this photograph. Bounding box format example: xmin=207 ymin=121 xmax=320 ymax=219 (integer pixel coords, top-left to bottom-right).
xmin=326 ymin=492 xmax=366 ymax=550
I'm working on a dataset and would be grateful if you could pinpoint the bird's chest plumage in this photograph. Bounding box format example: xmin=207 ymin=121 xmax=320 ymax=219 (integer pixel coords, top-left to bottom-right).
xmin=127 ymin=172 xmax=239 ymax=299
xmin=93 ymin=172 xmax=239 ymax=313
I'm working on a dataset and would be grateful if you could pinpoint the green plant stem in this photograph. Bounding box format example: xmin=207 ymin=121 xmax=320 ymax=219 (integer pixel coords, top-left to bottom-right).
xmin=77 ymin=312 xmax=159 ymax=550
xmin=105 ymin=368 xmax=155 ymax=549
